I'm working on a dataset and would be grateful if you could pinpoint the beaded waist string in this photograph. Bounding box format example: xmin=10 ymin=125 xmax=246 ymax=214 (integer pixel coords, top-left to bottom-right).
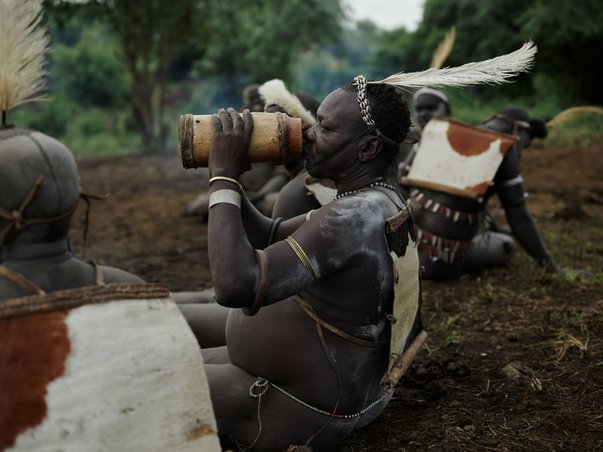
xmin=416 ymin=228 xmax=472 ymax=265
xmin=249 ymin=377 xmax=389 ymax=419
xmin=410 ymin=189 xmax=479 ymax=225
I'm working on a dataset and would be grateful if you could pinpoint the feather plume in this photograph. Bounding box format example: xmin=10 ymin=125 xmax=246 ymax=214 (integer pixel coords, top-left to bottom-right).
xmin=258 ymin=79 xmax=316 ymax=129
xmin=547 ymin=106 xmax=603 ymax=128
xmin=430 ymin=26 xmax=456 ymax=69
xmin=0 ymin=0 xmax=49 ymax=125
xmin=369 ymin=41 xmax=537 ymax=91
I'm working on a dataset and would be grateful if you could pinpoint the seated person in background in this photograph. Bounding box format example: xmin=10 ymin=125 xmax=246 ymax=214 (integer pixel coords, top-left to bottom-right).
xmin=257 ymin=82 xmax=337 ymax=221
xmin=0 ymin=126 xmax=217 ymax=304
xmin=404 ymin=106 xmax=572 ymax=280
xmin=414 ymin=87 xmax=452 ymax=131
xmin=0 ymin=126 xmax=143 ymax=300
xmin=241 ymin=83 xmax=264 ymax=113
xmin=251 ymin=80 xmax=321 ymax=216
xmin=404 ymin=87 xmax=515 ymax=236
xmin=185 ymin=77 xmax=425 ymax=451
xmin=0 ymin=126 xmax=222 ymax=451
xmin=177 ymin=81 xmax=322 ymax=306
xmin=397 ymin=87 xmax=452 ymax=186
xmin=183 ymin=82 xmax=309 ymax=218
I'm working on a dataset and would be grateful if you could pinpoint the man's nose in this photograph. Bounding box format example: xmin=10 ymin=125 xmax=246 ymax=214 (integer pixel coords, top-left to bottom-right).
xmin=303 ymin=125 xmax=316 ymax=141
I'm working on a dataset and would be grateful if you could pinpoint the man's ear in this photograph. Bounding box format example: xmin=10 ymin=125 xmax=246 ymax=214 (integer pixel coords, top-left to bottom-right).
xmin=358 ymin=136 xmax=383 ymax=162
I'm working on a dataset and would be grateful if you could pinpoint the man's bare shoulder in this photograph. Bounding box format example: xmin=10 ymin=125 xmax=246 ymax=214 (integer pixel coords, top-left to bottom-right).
xmin=303 ymin=190 xmax=393 ymax=241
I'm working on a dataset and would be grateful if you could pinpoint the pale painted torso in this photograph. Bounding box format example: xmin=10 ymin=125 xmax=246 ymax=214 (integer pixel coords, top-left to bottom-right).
xmin=226 ymin=189 xmax=402 ymax=413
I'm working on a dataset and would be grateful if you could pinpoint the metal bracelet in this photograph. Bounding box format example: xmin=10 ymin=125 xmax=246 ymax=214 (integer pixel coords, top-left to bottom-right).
xmin=208 ymin=189 xmax=241 ymax=209
xmin=208 ymin=176 xmax=242 ymax=191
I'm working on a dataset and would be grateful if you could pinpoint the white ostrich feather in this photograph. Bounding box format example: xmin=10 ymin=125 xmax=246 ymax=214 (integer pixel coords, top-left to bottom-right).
xmin=258 ymin=79 xmax=316 ymax=129
xmin=369 ymin=41 xmax=537 ymax=91
xmin=0 ymin=0 xmax=49 ymax=121
xmin=430 ymin=26 xmax=456 ymax=69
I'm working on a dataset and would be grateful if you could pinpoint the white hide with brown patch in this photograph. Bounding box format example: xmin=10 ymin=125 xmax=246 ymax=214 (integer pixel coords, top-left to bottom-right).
xmin=403 ymin=117 xmax=518 ymax=200
xmin=0 ymin=284 xmax=220 ymax=452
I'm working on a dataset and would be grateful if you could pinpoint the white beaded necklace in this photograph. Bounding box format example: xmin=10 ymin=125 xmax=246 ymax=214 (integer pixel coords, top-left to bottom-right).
xmin=334 ymin=181 xmax=398 ymax=200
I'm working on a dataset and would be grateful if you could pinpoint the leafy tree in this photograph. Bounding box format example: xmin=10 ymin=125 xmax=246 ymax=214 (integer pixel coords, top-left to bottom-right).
xmin=198 ymin=0 xmax=343 ymax=99
xmin=99 ymin=0 xmax=209 ymax=153
xmin=370 ymin=0 xmax=603 ymax=107
xmin=518 ymin=0 xmax=603 ymax=104
xmin=46 ymin=0 xmax=209 ymax=153
xmin=46 ymin=0 xmax=344 ymax=152
xmin=293 ymin=20 xmax=386 ymax=99
xmin=53 ymin=24 xmax=130 ymax=108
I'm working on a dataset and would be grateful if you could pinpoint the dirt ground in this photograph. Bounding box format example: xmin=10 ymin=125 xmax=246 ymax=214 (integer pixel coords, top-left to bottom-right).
xmin=70 ymin=142 xmax=603 ymax=451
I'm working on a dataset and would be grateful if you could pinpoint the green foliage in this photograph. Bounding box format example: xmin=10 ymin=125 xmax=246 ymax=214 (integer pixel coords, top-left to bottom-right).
xmin=198 ymin=0 xmax=343 ymax=90
xmin=10 ymin=91 xmax=76 ymax=137
xmin=293 ymin=20 xmax=386 ymax=100
xmin=28 ymin=0 xmax=602 ymax=156
xmin=441 ymin=86 xmax=560 ymax=125
xmin=518 ymin=0 xmax=603 ymax=104
xmin=369 ymin=0 xmax=603 ymax=106
xmin=12 ymin=94 xmax=140 ymax=155
xmin=52 ymin=24 xmax=130 ymax=108
xmin=546 ymin=112 xmax=603 ymax=148
xmin=61 ymin=108 xmax=140 ymax=156
xmin=369 ymin=27 xmax=418 ymax=76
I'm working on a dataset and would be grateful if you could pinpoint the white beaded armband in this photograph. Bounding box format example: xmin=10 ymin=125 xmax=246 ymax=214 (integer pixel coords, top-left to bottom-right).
xmin=208 ymin=189 xmax=241 ymax=209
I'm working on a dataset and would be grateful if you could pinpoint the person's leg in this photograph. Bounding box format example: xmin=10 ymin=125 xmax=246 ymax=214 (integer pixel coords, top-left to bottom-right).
xmin=463 ymin=231 xmax=515 ymax=273
xmin=204 ymin=363 xmax=264 ymax=450
xmin=172 ymin=287 xmax=215 ymax=304
xmin=205 ymin=363 xmax=356 ymax=451
xmin=178 ymin=303 xmax=229 ymax=348
xmin=483 ymin=207 xmax=513 ymax=235
xmin=202 ymin=345 xmax=230 ymax=364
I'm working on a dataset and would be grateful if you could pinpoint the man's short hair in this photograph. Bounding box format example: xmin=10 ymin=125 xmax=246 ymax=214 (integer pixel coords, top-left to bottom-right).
xmin=342 ymin=83 xmax=411 ymax=161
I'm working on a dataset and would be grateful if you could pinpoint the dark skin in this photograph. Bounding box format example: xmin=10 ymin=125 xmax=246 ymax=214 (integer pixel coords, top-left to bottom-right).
xmin=414 ymin=95 xmax=449 ymax=130
xmin=239 ymin=89 xmax=290 ymax=214
xmin=266 ymin=103 xmax=325 ymax=220
xmin=183 ymin=90 xmax=292 ymax=218
xmin=0 ymin=221 xmax=143 ymax=301
xmin=413 ymin=119 xmax=558 ymax=280
xmin=271 ymin=170 xmax=323 ymax=220
xmin=241 ymin=84 xmax=264 ymax=113
xmin=192 ymin=88 xmax=409 ymax=451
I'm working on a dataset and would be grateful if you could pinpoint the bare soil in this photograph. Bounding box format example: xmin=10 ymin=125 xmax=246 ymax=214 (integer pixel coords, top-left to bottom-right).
xmin=71 ymin=142 xmax=603 ymax=451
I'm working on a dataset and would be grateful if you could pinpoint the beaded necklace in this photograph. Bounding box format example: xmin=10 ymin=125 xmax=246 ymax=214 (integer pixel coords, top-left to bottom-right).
xmin=334 ymin=181 xmax=398 ymax=200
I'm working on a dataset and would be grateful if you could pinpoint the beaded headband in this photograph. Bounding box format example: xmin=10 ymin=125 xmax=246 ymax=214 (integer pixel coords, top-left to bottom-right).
xmin=349 ymin=41 xmax=538 ymax=146
xmin=352 ymin=75 xmax=398 ymax=147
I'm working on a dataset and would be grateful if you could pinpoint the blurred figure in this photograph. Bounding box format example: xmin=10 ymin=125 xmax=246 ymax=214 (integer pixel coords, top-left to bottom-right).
xmin=414 ymin=87 xmax=452 ymax=131
xmin=0 ymin=126 xmax=143 ymax=300
xmin=178 ymin=81 xmax=321 ymax=306
xmin=405 ymin=106 xmax=579 ymax=280
xmin=398 ymin=88 xmax=451 ymax=188
xmin=252 ymin=82 xmax=332 ymax=221
xmin=182 ymin=82 xmax=308 ymax=218
xmin=241 ymin=83 xmax=264 ymax=113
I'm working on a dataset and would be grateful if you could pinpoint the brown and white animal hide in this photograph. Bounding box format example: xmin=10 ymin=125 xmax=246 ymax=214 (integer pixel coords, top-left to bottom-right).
xmin=0 ymin=284 xmax=220 ymax=452
xmin=403 ymin=117 xmax=518 ymax=200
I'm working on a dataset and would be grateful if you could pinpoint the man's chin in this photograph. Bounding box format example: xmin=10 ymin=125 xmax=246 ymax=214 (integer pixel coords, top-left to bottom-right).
xmin=304 ymin=162 xmax=318 ymax=178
